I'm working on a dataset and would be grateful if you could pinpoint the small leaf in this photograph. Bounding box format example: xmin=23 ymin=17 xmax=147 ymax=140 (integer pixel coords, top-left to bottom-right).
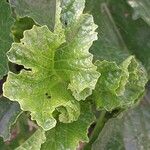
xmin=15 ymin=128 xmax=46 ymax=150
xmin=0 ymin=0 xmax=14 ymax=79
xmin=92 ymin=89 xmax=150 ymax=150
xmin=93 ymin=56 xmax=147 ymax=111
xmin=0 ymin=97 xmax=21 ymax=141
xmin=4 ymin=1 xmax=99 ymax=130
xmin=41 ymin=102 xmax=95 ymax=150
xmin=127 ymin=0 xmax=150 ymax=26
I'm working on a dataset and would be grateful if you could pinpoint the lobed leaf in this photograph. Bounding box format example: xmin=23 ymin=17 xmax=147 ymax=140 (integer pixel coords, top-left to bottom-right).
xmin=4 ymin=0 xmax=99 ymax=131
xmin=41 ymin=102 xmax=95 ymax=150
xmin=0 ymin=0 xmax=14 ymax=79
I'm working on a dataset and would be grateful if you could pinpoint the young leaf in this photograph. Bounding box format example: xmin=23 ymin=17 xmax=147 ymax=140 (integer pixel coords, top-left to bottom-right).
xmin=93 ymin=56 xmax=147 ymax=111
xmin=127 ymin=0 xmax=150 ymax=26
xmin=41 ymin=102 xmax=95 ymax=150
xmin=0 ymin=97 xmax=21 ymax=141
xmin=92 ymin=89 xmax=150 ymax=150
xmin=85 ymin=1 xmax=147 ymax=110
xmin=0 ymin=0 xmax=14 ymax=79
xmin=15 ymin=128 xmax=46 ymax=150
xmin=3 ymin=1 xmax=99 ymax=130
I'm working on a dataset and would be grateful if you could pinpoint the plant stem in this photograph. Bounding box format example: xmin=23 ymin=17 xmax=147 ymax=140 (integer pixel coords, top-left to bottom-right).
xmin=84 ymin=111 xmax=106 ymax=150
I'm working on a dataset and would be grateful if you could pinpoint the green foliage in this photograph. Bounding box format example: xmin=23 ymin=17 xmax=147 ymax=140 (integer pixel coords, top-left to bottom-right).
xmin=9 ymin=0 xmax=57 ymax=30
xmin=15 ymin=129 xmax=46 ymax=150
xmin=4 ymin=0 xmax=99 ymax=131
xmin=127 ymin=0 xmax=150 ymax=26
xmin=0 ymin=97 xmax=21 ymax=141
xmin=92 ymin=90 xmax=150 ymax=150
xmin=41 ymin=102 xmax=94 ymax=150
xmin=93 ymin=56 xmax=147 ymax=111
xmin=109 ymin=0 xmax=150 ymax=79
xmin=0 ymin=0 xmax=14 ymax=79
xmin=11 ymin=17 xmax=36 ymax=42
xmin=0 ymin=0 xmax=149 ymax=149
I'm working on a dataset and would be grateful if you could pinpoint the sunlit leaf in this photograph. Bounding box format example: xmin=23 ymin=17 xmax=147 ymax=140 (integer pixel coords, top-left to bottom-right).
xmin=41 ymin=102 xmax=95 ymax=150
xmin=4 ymin=1 xmax=99 ymax=131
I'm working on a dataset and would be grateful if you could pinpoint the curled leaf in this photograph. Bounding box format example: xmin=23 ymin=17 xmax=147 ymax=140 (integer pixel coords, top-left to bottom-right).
xmin=93 ymin=56 xmax=147 ymax=111
xmin=41 ymin=102 xmax=95 ymax=150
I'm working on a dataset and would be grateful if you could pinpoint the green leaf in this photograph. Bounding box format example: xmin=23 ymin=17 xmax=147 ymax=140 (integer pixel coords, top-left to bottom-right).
xmin=0 ymin=0 xmax=14 ymax=79
xmin=9 ymin=0 xmax=60 ymax=31
xmin=108 ymin=0 xmax=150 ymax=78
xmin=85 ymin=1 xmax=147 ymax=110
xmin=41 ymin=102 xmax=95 ymax=150
xmin=0 ymin=97 xmax=21 ymax=141
xmin=85 ymin=1 xmax=129 ymax=64
xmin=93 ymin=56 xmax=147 ymax=111
xmin=92 ymin=89 xmax=150 ymax=150
xmin=15 ymin=128 xmax=46 ymax=150
xmin=4 ymin=1 xmax=99 ymax=131
xmin=61 ymin=0 xmax=85 ymax=26
xmin=11 ymin=17 xmax=36 ymax=42
xmin=127 ymin=0 xmax=150 ymax=26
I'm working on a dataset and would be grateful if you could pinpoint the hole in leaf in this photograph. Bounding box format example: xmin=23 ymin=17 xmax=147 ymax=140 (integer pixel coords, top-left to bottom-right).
xmin=65 ymin=21 xmax=68 ymax=26
xmin=45 ymin=93 xmax=51 ymax=99
xmin=9 ymin=62 xmax=32 ymax=73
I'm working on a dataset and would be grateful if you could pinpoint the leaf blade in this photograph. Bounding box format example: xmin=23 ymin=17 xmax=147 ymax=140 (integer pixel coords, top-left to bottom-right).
xmin=92 ymin=89 xmax=150 ymax=150
xmin=0 ymin=0 xmax=14 ymax=79
xmin=4 ymin=1 xmax=99 ymax=131
xmin=0 ymin=97 xmax=21 ymax=141
xmin=41 ymin=102 xmax=95 ymax=150
xmin=15 ymin=128 xmax=46 ymax=150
